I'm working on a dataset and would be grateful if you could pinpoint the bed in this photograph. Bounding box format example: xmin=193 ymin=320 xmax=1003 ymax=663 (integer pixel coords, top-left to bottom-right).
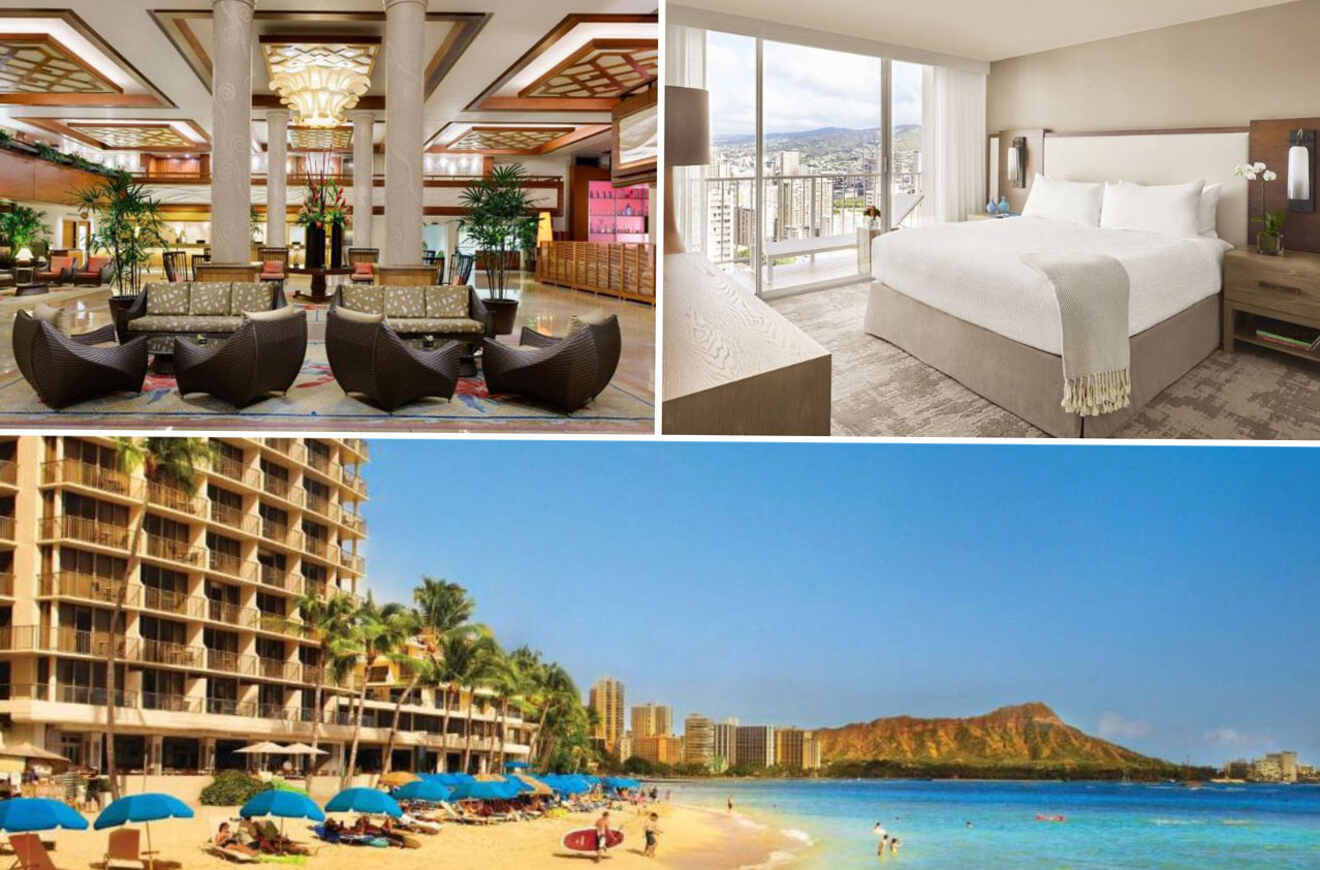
xmin=863 ymin=128 xmax=1248 ymax=437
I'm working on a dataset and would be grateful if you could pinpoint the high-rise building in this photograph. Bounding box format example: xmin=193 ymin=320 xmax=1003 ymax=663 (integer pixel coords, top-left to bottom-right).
xmin=735 ymin=724 xmax=776 ymax=768
xmin=714 ymin=717 xmax=739 ymax=769
xmin=774 ymin=728 xmax=823 ymax=770
xmin=0 ymin=436 xmax=533 ymax=776
xmin=630 ymin=702 xmax=671 ymax=738
xmin=589 ymin=677 xmax=625 ymax=753
xmin=634 ymin=734 xmax=683 ymax=765
xmin=684 ymin=713 xmax=714 ymax=767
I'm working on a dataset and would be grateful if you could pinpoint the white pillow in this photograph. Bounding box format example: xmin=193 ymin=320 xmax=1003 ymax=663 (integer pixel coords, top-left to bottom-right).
xmin=1100 ymin=179 xmax=1204 ymax=238
xmin=1199 ymin=183 xmax=1222 ymax=238
xmin=1021 ymin=175 xmax=1104 ymax=226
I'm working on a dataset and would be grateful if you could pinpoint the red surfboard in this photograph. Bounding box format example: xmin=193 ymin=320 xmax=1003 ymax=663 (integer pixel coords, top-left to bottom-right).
xmin=562 ymin=828 xmax=624 ymax=852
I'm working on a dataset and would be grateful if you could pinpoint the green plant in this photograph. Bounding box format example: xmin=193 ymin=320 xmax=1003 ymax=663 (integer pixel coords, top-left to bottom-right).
xmin=200 ymin=771 xmax=273 ymax=806
xmin=459 ymin=163 xmax=538 ymax=299
xmin=0 ymin=205 xmax=50 ymax=254
xmin=73 ymin=174 xmax=168 ymax=291
xmin=0 ymin=130 xmax=11 ymax=148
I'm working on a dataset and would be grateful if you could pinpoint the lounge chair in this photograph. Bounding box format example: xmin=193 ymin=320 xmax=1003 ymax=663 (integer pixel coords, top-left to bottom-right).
xmin=202 ymin=843 xmax=258 ymax=864
xmin=12 ymin=310 xmax=147 ymax=408
xmin=104 ymin=829 xmax=145 ymax=870
xmin=9 ymin=833 xmax=65 ymax=870
xmin=325 ymin=306 xmax=463 ymax=411
xmin=481 ymin=312 xmax=622 ymax=412
xmin=173 ymin=306 xmax=308 ymax=407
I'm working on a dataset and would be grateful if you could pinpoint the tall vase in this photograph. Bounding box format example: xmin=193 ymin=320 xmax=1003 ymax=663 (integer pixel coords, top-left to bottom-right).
xmin=306 ymin=225 xmax=325 ymax=269
xmin=330 ymin=223 xmax=344 ymax=269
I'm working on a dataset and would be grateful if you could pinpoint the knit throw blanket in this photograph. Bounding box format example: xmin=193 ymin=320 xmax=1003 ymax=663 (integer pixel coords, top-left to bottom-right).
xmin=1021 ymin=252 xmax=1132 ymax=417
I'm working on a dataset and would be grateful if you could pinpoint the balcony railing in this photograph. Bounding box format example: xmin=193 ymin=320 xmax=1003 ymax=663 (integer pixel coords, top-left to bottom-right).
xmin=38 ymin=571 xmax=130 ymax=605
xmin=0 ymin=460 xmax=17 ymax=486
xmin=302 ymin=537 xmax=336 ymax=561
xmin=339 ymin=511 xmax=366 ymax=535
xmin=205 ymin=598 xmax=243 ymax=626
xmin=0 ymin=573 xmax=12 ymax=597
xmin=212 ymin=459 xmax=262 ymax=490
xmin=259 ymin=565 xmax=301 ymax=593
xmin=42 ymin=459 xmax=140 ymax=498
xmin=207 ymin=550 xmax=255 ymax=581
xmin=140 ymin=638 xmax=203 ymax=667
xmin=41 ymin=515 xmax=131 ymax=550
xmin=250 ymin=609 xmax=300 ymax=636
xmin=52 ymin=684 xmax=136 ymax=707
xmin=0 ymin=515 xmax=15 ymax=540
xmin=338 ymin=551 xmax=364 ymax=574
xmin=342 ymin=439 xmax=368 ymax=460
xmin=140 ymin=585 xmax=194 ymax=617
xmin=205 ymin=647 xmax=243 ymax=673
xmin=141 ymin=692 xmax=203 ymax=713
xmin=304 ymin=493 xmax=336 ymax=522
xmin=143 ymin=533 xmax=202 ymax=566
xmin=205 ymin=697 xmax=255 ymax=717
xmin=258 ymin=657 xmax=299 ymax=681
xmin=305 ymin=452 xmax=337 ymax=477
xmin=147 ymin=480 xmax=203 ymax=514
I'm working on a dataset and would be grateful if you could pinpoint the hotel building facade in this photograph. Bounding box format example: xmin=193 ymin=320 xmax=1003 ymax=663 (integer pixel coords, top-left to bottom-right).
xmin=774 ymin=728 xmax=823 ymax=770
xmin=0 ymin=436 xmax=529 ymax=776
xmin=631 ymin=701 xmax=672 ymax=738
xmin=683 ymin=713 xmax=714 ymax=766
xmin=589 ymin=677 xmax=625 ymax=754
xmin=735 ymin=724 xmax=776 ymax=768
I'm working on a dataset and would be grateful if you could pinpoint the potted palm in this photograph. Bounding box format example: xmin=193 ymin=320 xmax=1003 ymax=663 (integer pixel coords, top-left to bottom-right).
xmin=459 ymin=164 xmax=538 ymax=335
xmin=0 ymin=205 xmax=51 ymax=266
xmin=73 ymin=174 xmax=167 ymax=292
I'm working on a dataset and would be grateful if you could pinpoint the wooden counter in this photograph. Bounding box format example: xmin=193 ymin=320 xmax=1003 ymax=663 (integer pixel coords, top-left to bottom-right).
xmin=536 ymin=241 xmax=654 ymax=305
xmin=662 ymin=253 xmax=831 ymax=435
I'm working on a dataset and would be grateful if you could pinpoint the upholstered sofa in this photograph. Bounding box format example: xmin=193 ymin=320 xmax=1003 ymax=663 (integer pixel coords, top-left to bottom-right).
xmin=72 ymin=256 xmax=115 ymax=286
xmin=332 ymin=284 xmax=491 ymax=343
xmin=118 ymin=281 xmax=288 ymax=354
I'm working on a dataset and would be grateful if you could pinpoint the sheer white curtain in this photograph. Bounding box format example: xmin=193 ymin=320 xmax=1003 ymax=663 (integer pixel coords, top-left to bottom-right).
xmin=921 ymin=65 xmax=987 ymax=223
xmin=665 ymin=23 xmax=706 ymax=252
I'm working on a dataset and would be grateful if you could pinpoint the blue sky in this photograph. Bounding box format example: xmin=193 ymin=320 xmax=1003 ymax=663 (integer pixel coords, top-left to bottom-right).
xmin=360 ymin=441 xmax=1319 ymax=766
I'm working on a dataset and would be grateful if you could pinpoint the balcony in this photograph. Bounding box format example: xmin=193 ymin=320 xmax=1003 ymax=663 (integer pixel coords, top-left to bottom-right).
xmin=141 ymin=692 xmax=203 ymax=713
xmin=258 ymin=657 xmax=299 ymax=681
xmin=342 ymin=439 xmax=369 ymax=461
xmin=261 ymin=474 xmax=303 ymax=507
xmin=140 ymin=638 xmax=203 ymax=668
xmin=211 ymin=458 xmax=262 ymax=490
xmin=259 ymin=519 xmax=302 ymax=549
xmin=209 ymin=502 xmax=258 ymax=535
xmin=205 ymin=648 xmax=243 ymax=674
xmin=259 ymin=565 xmax=301 ymax=594
xmin=304 ymin=450 xmax=337 ymax=477
xmin=265 ymin=439 xmax=307 ymax=465
xmin=42 ymin=459 xmax=141 ymax=499
xmin=301 ymin=663 xmax=324 ymax=685
xmin=140 ymin=585 xmax=194 ymax=617
xmin=52 ymin=684 xmax=136 ymax=707
xmin=250 ymin=610 xmax=300 ymax=636
xmin=0 ymin=515 xmax=15 ymax=541
xmin=205 ymin=598 xmax=243 ymax=626
xmin=142 ymin=534 xmax=202 ymax=567
xmin=339 ymin=511 xmax=365 ymax=535
xmin=340 ymin=467 xmax=366 ymax=496
xmin=31 ymin=626 xmax=138 ymax=659
xmin=40 ymin=515 xmax=131 ymax=550
xmin=38 ymin=571 xmax=131 ymax=606
xmin=259 ymin=702 xmax=293 ymax=720
xmin=302 ymin=537 xmax=337 ymax=562
xmin=0 ymin=573 xmax=12 ymax=597
xmin=303 ymin=493 xmax=335 ymax=521
xmin=206 ymin=697 xmax=255 ymax=717
xmin=207 ymin=550 xmax=255 ymax=581
xmin=0 ymin=460 xmax=17 ymax=487
xmin=338 ymin=550 xmax=364 ymax=574
xmin=147 ymin=480 xmax=204 ymax=515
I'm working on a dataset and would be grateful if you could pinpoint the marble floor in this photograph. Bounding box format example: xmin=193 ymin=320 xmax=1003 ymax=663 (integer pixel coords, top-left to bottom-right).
xmin=0 ymin=272 xmax=655 ymax=433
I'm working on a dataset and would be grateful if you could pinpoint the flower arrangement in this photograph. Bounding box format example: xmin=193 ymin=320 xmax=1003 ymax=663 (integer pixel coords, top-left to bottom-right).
xmin=295 ymin=178 xmax=349 ymax=229
xmin=1234 ymin=161 xmax=1286 ymax=255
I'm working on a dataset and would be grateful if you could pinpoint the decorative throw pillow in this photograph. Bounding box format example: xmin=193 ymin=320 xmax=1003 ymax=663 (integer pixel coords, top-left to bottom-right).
xmin=244 ymin=306 xmax=301 ymax=323
xmin=384 ymin=286 xmax=426 ymax=318
xmin=425 ymin=285 xmax=467 ymax=318
xmin=568 ymin=308 xmax=610 ymax=334
xmin=145 ymin=281 xmax=189 ymax=315
xmin=342 ymin=285 xmax=385 ymax=315
xmin=31 ymin=302 xmax=65 ymax=332
xmin=230 ymin=282 xmax=274 ymax=315
xmin=189 ymin=281 xmax=231 ymax=315
xmin=1021 ymin=175 xmax=1105 ymax=226
xmin=1199 ymin=183 xmax=1222 ymax=238
xmin=334 ymin=307 xmax=384 ymax=325
xmin=352 ymin=262 xmax=373 ymax=276
xmin=260 ymin=259 xmax=285 ymax=276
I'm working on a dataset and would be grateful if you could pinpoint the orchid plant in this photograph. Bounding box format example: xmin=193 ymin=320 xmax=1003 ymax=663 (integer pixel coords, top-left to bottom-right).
xmin=1235 ymin=161 xmax=1286 ymax=251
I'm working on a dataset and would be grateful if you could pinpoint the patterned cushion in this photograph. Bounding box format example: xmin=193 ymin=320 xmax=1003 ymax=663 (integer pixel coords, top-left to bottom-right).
xmin=189 ymin=282 xmax=231 ymax=315
xmin=146 ymin=282 xmax=189 ymax=315
xmin=384 ymin=286 xmax=426 ymax=318
xmin=425 ymin=285 xmax=468 ymax=318
xmin=127 ymin=315 xmax=244 ymax=333
xmin=386 ymin=317 xmax=484 ymax=334
xmin=569 ymin=308 xmax=611 ymax=334
xmin=334 ymin=307 xmax=384 ymax=325
xmin=31 ymin=302 xmax=65 ymax=333
xmin=230 ymin=282 xmax=274 ymax=315
xmin=342 ymin=285 xmax=384 ymax=315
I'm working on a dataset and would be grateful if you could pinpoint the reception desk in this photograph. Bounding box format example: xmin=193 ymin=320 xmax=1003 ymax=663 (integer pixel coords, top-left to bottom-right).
xmin=536 ymin=241 xmax=654 ymax=305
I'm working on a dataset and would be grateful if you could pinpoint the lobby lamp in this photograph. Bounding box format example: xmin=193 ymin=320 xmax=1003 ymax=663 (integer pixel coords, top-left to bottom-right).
xmin=1008 ymin=136 xmax=1027 ymax=188
xmin=536 ymin=211 xmax=553 ymax=246
xmin=1288 ymin=129 xmax=1315 ymax=212
xmin=15 ymin=246 xmax=32 ymax=264
xmin=664 ymin=85 xmax=710 ymax=254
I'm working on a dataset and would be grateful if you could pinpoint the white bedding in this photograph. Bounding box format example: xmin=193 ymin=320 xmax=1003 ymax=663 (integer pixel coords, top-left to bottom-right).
xmin=870 ymin=216 xmax=1231 ymax=355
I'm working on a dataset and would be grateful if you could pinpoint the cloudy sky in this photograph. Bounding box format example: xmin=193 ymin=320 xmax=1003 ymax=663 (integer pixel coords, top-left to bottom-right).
xmin=364 ymin=441 xmax=1319 ymax=767
xmin=706 ymin=32 xmax=924 ymax=140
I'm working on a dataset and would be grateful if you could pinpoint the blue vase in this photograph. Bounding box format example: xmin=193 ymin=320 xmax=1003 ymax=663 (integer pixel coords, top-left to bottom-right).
xmin=987 ymin=200 xmax=998 ymax=215
xmin=999 ymin=196 xmax=1011 ymax=215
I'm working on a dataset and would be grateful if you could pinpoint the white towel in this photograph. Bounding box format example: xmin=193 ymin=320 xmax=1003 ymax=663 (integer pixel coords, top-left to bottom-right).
xmin=1021 ymin=252 xmax=1132 ymax=417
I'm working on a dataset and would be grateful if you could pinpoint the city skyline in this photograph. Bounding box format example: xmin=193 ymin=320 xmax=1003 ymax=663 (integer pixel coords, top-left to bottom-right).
xmin=360 ymin=441 xmax=1320 ymax=767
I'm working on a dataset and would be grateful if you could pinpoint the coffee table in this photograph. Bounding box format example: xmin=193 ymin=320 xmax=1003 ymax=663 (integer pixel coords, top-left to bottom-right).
xmin=14 ymin=283 xmax=48 ymax=297
xmin=289 ymin=266 xmax=351 ymax=302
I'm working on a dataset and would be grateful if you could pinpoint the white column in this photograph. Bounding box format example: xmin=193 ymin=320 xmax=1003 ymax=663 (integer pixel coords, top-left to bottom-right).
xmin=265 ymin=108 xmax=289 ymax=247
xmin=210 ymin=0 xmax=256 ymax=264
xmin=349 ymin=110 xmax=375 ymax=248
xmin=383 ymin=0 xmax=425 ymax=266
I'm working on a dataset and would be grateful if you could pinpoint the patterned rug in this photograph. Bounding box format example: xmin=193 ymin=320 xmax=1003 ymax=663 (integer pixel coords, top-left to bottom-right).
xmin=770 ymin=282 xmax=1320 ymax=439
xmin=0 ymin=339 xmax=654 ymax=430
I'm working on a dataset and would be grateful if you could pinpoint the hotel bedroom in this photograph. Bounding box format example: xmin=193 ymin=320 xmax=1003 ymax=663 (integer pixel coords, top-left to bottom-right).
xmin=662 ymin=0 xmax=1320 ymax=438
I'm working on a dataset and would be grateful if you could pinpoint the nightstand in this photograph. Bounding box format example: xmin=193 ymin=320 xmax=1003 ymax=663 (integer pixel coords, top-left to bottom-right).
xmin=1222 ymin=247 xmax=1320 ymax=361
xmin=966 ymin=213 xmax=1018 ymax=222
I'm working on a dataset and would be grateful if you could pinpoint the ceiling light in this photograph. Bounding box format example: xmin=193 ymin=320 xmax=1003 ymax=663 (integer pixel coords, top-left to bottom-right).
xmin=269 ymin=66 xmax=370 ymax=128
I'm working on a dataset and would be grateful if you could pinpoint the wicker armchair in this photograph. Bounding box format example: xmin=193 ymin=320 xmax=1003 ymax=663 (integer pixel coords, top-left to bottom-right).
xmin=481 ymin=314 xmax=621 ymax=412
xmin=174 ymin=307 xmax=308 ymax=407
xmin=326 ymin=306 xmax=463 ymax=411
xmin=12 ymin=311 xmax=147 ymax=408
xmin=449 ymin=252 xmax=475 ymax=285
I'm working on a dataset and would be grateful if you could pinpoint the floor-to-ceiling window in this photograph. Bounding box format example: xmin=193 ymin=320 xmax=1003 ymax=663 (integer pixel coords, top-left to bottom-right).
xmin=892 ymin=61 xmax=927 ymax=227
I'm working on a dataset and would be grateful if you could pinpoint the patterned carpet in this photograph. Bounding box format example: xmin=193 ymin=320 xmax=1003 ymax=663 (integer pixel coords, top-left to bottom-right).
xmin=770 ymin=283 xmax=1320 ymax=439
xmin=0 ymin=339 xmax=654 ymax=433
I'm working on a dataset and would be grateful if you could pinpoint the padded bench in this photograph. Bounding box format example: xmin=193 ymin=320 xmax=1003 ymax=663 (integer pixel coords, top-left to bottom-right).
xmin=119 ymin=281 xmax=288 ymax=355
xmin=763 ymin=233 xmax=858 ymax=283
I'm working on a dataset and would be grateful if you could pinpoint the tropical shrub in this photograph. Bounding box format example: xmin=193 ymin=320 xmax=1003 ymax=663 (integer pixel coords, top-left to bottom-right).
xmin=199 ymin=770 xmax=272 ymax=806
xmin=73 ymin=174 xmax=168 ymax=291
xmin=458 ymin=163 xmax=538 ymax=299
xmin=0 ymin=205 xmax=50 ymax=253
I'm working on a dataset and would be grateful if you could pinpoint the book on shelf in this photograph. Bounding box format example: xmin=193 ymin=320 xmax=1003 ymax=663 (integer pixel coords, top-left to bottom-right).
xmin=1255 ymin=328 xmax=1317 ymax=351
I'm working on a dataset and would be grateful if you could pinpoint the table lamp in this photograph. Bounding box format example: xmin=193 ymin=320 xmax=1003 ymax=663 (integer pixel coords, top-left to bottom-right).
xmin=664 ymin=85 xmax=710 ymax=254
xmin=536 ymin=211 xmax=553 ymax=246
xmin=15 ymin=247 xmax=32 ymax=265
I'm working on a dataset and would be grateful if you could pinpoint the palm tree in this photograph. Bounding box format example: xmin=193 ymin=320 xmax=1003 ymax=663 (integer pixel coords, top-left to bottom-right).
xmin=488 ymin=652 xmax=530 ymax=771
xmin=382 ymin=578 xmax=475 ymax=774
xmin=295 ymin=590 xmax=357 ymax=765
xmin=436 ymin=627 xmax=501 ymax=774
xmin=106 ymin=438 xmax=214 ymax=799
xmin=341 ymin=597 xmax=412 ymax=786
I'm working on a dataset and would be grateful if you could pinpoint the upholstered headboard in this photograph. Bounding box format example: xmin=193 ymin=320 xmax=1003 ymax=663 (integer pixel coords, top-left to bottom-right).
xmin=1041 ymin=129 xmax=1250 ymax=247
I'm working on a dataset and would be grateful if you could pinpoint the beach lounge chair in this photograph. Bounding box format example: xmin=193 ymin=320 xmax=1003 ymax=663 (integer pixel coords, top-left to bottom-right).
xmin=9 ymin=834 xmax=65 ymax=870
xmin=104 ymin=829 xmax=145 ymax=870
xmin=202 ymin=843 xmax=258 ymax=864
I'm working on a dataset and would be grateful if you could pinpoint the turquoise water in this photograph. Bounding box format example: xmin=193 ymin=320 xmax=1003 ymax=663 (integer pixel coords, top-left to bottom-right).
xmin=664 ymin=779 xmax=1320 ymax=868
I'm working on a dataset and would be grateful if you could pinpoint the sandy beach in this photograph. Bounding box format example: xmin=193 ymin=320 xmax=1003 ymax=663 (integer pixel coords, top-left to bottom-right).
xmin=19 ymin=801 xmax=790 ymax=870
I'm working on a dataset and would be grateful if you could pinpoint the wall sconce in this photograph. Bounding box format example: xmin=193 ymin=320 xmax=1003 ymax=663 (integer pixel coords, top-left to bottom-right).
xmin=1008 ymin=137 xmax=1027 ymax=188
xmin=1288 ymin=129 xmax=1315 ymax=213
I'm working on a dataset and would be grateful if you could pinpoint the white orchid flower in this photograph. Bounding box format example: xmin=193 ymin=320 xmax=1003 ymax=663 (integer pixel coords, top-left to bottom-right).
xmin=1244 ymin=171 xmax=1258 ymax=181
xmin=1254 ymin=162 xmax=1267 ymax=173
xmin=1263 ymin=170 xmax=1278 ymax=182
xmin=1233 ymin=164 xmax=1252 ymax=177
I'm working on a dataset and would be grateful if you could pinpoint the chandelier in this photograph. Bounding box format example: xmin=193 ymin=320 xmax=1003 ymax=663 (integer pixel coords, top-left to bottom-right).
xmin=265 ymin=43 xmax=376 ymax=128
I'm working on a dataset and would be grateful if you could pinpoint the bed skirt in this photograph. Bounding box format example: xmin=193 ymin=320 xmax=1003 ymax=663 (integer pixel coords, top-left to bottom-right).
xmin=863 ymin=282 xmax=1220 ymax=437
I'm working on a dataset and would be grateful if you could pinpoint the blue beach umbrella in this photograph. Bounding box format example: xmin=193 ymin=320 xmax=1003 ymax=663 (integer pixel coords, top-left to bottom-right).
xmin=240 ymin=789 xmax=325 ymax=837
xmin=95 ymin=793 xmax=194 ymax=866
xmin=0 ymin=798 xmax=89 ymax=832
xmin=422 ymin=772 xmax=473 ymax=786
xmin=393 ymin=779 xmax=452 ymax=803
xmin=446 ymin=780 xmax=520 ymax=802
xmin=324 ymin=787 xmax=402 ymax=818
xmin=504 ymin=761 xmax=530 ymax=770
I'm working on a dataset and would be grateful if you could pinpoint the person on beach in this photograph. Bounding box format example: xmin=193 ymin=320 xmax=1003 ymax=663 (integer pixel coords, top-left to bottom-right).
xmin=644 ymin=812 xmax=662 ymax=858
xmin=727 ymin=796 xmax=734 ymax=813
xmin=594 ymin=810 xmax=612 ymax=863
xmin=215 ymin=822 xmax=259 ymax=857
xmin=890 ymin=837 xmax=901 ymax=854
xmin=877 ymin=833 xmax=889 ymax=856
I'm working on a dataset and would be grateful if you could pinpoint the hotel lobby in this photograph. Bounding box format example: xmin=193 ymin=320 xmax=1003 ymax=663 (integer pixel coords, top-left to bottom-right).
xmin=0 ymin=1 xmax=656 ymax=432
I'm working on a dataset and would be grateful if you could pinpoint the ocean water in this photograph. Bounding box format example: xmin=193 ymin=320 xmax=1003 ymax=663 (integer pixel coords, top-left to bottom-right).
xmin=663 ymin=779 xmax=1320 ymax=868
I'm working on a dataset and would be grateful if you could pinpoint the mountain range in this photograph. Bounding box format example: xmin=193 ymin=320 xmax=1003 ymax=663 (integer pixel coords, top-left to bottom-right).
xmin=713 ymin=125 xmax=919 ymax=152
xmin=815 ymin=702 xmax=1172 ymax=771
